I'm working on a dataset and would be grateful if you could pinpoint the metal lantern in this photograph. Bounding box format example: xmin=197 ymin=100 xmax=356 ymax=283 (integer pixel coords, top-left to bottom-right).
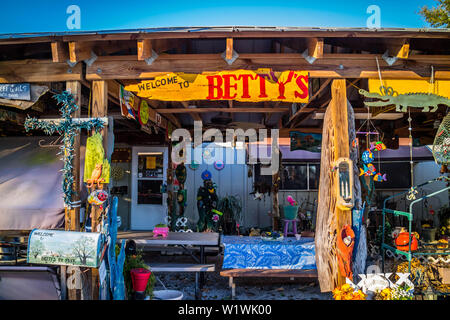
xmin=335 ymin=157 xmax=354 ymax=210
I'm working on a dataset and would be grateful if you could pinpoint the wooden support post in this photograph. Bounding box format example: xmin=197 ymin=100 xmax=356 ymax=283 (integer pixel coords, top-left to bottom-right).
xmin=307 ymin=38 xmax=324 ymax=59
xmin=90 ymin=80 xmax=108 ymax=300
xmin=69 ymin=41 xmax=93 ymax=63
xmin=51 ymin=42 xmax=69 ymax=63
xmin=315 ymin=79 xmax=353 ymax=292
xmin=61 ymin=81 xmax=82 ymax=301
xmin=137 ymin=39 xmax=152 ymax=61
xmin=226 ymin=38 xmax=234 ymax=60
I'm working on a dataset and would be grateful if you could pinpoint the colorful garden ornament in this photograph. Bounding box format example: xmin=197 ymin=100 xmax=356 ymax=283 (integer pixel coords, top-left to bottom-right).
xmin=359 ymin=163 xmax=376 ymax=177
xmin=214 ymin=160 xmax=224 ymax=171
xmin=84 ymin=132 xmax=110 ymax=189
xmin=189 ymin=160 xmax=199 ymax=170
xmin=201 ymin=169 xmax=212 ymax=181
xmin=432 ymin=113 xmax=450 ymax=166
xmin=361 ymin=149 xmax=374 ymax=164
xmin=359 ymin=86 xmax=450 ymax=113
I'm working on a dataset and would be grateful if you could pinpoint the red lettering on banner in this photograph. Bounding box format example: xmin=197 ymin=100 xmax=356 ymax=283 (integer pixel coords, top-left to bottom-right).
xmin=257 ymin=74 xmax=269 ymax=98
xmin=238 ymin=74 xmax=253 ymax=99
xmin=206 ymin=75 xmax=223 ymax=99
xmin=222 ymin=74 xmax=238 ymax=99
xmin=295 ymin=75 xmax=309 ymax=99
xmin=277 ymin=71 xmax=295 ymax=100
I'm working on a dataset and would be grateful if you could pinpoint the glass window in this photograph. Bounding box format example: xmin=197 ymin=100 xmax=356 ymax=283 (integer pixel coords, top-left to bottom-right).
xmin=373 ymin=162 xmax=412 ymax=189
xmin=308 ymin=164 xmax=320 ymax=190
xmin=138 ymin=153 xmax=164 ymax=178
xmin=137 ymin=180 xmax=163 ymax=205
xmin=281 ymin=164 xmax=307 ymax=190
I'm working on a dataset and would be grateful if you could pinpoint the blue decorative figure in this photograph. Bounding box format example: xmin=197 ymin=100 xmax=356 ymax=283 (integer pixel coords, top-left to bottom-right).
xmin=107 ymin=196 xmax=126 ymax=300
xmin=24 ymin=91 xmax=105 ymax=208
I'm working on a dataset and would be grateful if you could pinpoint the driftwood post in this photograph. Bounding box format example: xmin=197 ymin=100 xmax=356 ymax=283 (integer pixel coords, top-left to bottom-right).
xmin=89 ymin=80 xmax=108 ymax=300
xmin=315 ymin=79 xmax=356 ymax=292
xmin=64 ymin=81 xmax=82 ymax=300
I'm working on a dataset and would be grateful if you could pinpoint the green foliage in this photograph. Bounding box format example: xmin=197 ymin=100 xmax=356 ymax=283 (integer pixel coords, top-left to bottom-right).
xmin=118 ymin=245 xmax=156 ymax=299
xmin=376 ymin=220 xmax=394 ymax=247
xmin=419 ymin=0 xmax=450 ymax=28
xmin=217 ymin=195 xmax=243 ymax=234
xmin=154 ymin=224 xmax=167 ymax=228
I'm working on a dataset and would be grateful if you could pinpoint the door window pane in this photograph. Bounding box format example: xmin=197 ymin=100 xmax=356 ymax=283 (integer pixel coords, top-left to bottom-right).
xmin=308 ymin=164 xmax=321 ymax=190
xmin=138 ymin=180 xmax=163 ymax=204
xmin=138 ymin=153 xmax=163 ymax=178
xmin=281 ymin=164 xmax=307 ymax=190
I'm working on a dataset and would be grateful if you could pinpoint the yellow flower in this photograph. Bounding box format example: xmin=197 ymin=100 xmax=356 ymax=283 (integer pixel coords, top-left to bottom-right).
xmin=341 ymin=284 xmax=352 ymax=292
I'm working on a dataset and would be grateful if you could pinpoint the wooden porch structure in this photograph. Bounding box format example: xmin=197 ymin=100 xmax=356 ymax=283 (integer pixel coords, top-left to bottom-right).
xmin=0 ymin=26 xmax=449 ymax=297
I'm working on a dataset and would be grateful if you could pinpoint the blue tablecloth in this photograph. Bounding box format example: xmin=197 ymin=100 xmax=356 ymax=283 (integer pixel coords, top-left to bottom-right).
xmin=222 ymin=236 xmax=316 ymax=270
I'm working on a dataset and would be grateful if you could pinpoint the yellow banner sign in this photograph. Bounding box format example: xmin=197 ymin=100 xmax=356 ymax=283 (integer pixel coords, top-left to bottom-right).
xmin=369 ymin=79 xmax=450 ymax=98
xmin=124 ymin=69 xmax=309 ymax=103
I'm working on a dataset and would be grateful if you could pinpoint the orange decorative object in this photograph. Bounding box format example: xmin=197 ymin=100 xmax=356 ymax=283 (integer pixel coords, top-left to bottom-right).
xmin=395 ymin=232 xmax=418 ymax=252
xmin=86 ymin=163 xmax=105 ymax=189
xmin=337 ymin=225 xmax=355 ymax=279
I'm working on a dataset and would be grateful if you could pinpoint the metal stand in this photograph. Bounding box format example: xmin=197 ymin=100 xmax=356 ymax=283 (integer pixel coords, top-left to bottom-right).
xmin=381 ymin=176 xmax=450 ymax=273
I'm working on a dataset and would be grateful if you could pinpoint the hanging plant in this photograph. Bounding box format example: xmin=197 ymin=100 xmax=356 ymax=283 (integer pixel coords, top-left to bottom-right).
xmin=217 ymin=195 xmax=243 ymax=234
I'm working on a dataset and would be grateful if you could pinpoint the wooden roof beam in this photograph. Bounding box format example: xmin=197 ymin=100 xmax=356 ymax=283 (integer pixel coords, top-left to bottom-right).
xmin=69 ymin=41 xmax=96 ymax=64
xmin=85 ymin=53 xmax=450 ymax=80
xmin=137 ymin=39 xmax=152 ymax=61
xmin=226 ymin=38 xmax=234 ymax=60
xmin=181 ymin=101 xmax=203 ymax=122
xmin=157 ymin=107 xmax=288 ymax=113
xmin=386 ymin=39 xmax=410 ymax=59
xmin=288 ymin=78 xmax=331 ymax=125
xmin=51 ymin=41 xmax=69 ymax=63
xmin=0 ymin=59 xmax=83 ymax=83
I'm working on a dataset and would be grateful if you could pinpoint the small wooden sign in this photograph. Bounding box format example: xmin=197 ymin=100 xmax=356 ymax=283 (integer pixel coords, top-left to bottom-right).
xmin=111 ymin=148 xmax=131 ymax=163
xmin=0 ymin=83 xmax=31 ymax=100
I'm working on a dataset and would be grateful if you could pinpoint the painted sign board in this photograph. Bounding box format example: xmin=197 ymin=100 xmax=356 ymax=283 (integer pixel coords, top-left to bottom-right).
xmin=27 ymin=229 xmax=104 ymax=268
xmin=119 ymin=85 xmax=167 ymax=129
xmin=125 ymin=69 xmax=309 ymax=103
xmin=369 ymin=79 xmax=450 ymax=99
xmin=0 ymin=83 xmax=31 ymax=100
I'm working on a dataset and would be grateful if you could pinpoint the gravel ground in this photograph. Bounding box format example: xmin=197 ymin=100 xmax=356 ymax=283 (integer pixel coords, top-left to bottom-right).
xmin=144 ymin=252 xmax=332 ymax=300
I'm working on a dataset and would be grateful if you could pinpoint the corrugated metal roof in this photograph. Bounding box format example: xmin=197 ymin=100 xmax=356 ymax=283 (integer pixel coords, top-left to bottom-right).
xmin=0 ymin=26 xmax=449 ymax=40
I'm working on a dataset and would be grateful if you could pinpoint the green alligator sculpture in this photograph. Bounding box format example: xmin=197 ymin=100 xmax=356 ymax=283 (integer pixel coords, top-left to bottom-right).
xmin=359 ymin=87 xmax=450 ymax=112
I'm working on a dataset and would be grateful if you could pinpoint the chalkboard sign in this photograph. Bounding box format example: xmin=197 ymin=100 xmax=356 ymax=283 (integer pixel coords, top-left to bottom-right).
xmin=0 ymin=83 xmax=31 ymax=100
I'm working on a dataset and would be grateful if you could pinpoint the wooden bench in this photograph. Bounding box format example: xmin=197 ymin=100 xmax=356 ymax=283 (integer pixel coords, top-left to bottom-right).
xmin=220 ymin=269 xmax=318 ymax=299
xmin=148 ymin=263 xmax=215 ymax=300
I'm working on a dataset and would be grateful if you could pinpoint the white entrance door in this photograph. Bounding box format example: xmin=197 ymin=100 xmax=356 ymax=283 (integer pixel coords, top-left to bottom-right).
xmin=131 ymin=146 xmax=168 ymax=230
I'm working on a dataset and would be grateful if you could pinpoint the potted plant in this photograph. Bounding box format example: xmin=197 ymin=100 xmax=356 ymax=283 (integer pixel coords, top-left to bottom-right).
xmin=119 ymin=245 xmax=156 ymax=299
xmin=438 ymin=205 xmax=450 ymax=239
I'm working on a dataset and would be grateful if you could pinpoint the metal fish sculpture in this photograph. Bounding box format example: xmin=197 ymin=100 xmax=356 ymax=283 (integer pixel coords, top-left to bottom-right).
xmin=370 ymin=141 xmax=387 ymax=152
xmin=361 ymin=149 xmax=374 ymax=164
xmin=359 ymin=163 xmax=376 ymax=176
xmin=374 ymin=172 xmax=387 ymax=182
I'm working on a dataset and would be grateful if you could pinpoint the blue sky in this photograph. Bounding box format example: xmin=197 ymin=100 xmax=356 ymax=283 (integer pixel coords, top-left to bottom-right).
xmin=0 ymin=0 xmax=438 ymax=34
